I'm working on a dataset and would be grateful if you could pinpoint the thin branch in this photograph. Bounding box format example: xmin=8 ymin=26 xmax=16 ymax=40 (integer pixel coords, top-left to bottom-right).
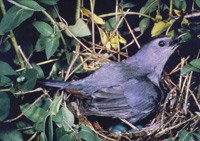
xmin=65 ymin=45 xmax=80 ymax=81
xmin=155 ymin=116 xmax=198 ymax=137
xmin=16 ymin=58 xmax=58 ymax=72
xmin=184 ymin=12 xmax=200 ymax=19
xmin=4 ymin=93 xmax=48 ymax=123
xmin=124 ymin=17 xmax=141 ymax=48
xmin=17 ymin=45 xmax=32 ymax=69
xmin=90 ymin=0 xmax=95 ymax=52
xmin=99 ymin=11 xmax=156 ymax=21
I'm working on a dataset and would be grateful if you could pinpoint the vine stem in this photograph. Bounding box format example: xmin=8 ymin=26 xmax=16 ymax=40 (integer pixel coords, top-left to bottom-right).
xmin=0 ymin=0 xmax=25 ymax=68
xmin=42 ymin=10 xmax=67 ymax=48
xmin=75 ymin=0 xmax=81 ymax=21
xmin=99 ymin=11 xmax=156 ymax=21
xmin=169 ymin=0 xmax=173 ymax=17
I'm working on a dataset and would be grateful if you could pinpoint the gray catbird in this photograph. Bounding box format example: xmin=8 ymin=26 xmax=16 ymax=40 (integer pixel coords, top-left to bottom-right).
xmin=39 ymin=36 xmax=181 ymax=123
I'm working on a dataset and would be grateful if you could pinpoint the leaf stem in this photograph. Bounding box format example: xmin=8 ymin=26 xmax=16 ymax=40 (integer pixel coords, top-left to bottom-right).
xmin=42 ymin=10 xmax=67 ymax=48
xmin=169 ymin=0 xmax=173 ymax=17
xmin=0 ymin=0 xmax=25 ymax=68
xmin=157 ymin=0 xmax=161 ymax=15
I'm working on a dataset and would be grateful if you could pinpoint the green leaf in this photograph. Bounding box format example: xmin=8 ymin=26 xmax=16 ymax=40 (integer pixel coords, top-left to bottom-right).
xmin=139 ymin=0 xmax=158 ymax=14
xmin=167 ymin=137 xmax=175 ymax=141
xmin=35 ymin=35 xmax=46 ymax=52
xmin=52 ymin=103 xmax=75 ymax=131
xmin=38 ymin=132 xmax=48 ymax=141
xmin=33 ymin=21 xmax=53 ymax=36
xmin=0 ymin=92 xmax=10 ymax=121
xmin=173 ymin=0 xmax=187 ymax=10
xmin=181 ymin=64 xmax=200 ymax=75
xmin=18 ymin=69 xmax=38 ymax=91
xmin=65 ymin=18 xmax=91 ymax=37
xmin=49 ymin=96 xmax=62 ymax=116
xmin=47 ymin=62 xmax=59 ymax=79
xmin=45 ymin=35 xmax=60 ymax=59
xmin=56 ymin=127 xmax=66 ymax=141
xmin=0 ymin=75 xmax=12 ymax=87
xmin=62 ymin=103 xmax=74 ymax=127
xmin=32 ymin=63 xmax=45 ymax=78
xmin=119 ymin=0 xmax=135 ymax=9
xmin=104 ymin=16 xmax=123 ymax=32
xmin=190 ymin=59 xmax=200 ymax=69
xmin=34 ymin=115 xmax=49 ymax=132
xmin=8 ymin=0 xmax=45 ymax=11
xmin=52 ymin=109 xmax=63 ymax=128
xmin=0 ymin=40 xmax=11 ymax=53
xmin=195 ymin=0 xmax=200 ymax=8
xmin=79 ymin=125 xmax=103 ymax=141
xmin=36 ymin=29 xmax=61 ymax=56
xmin=181 ymin=59 xmax=200 ymax=75
xmin=38 ymin=0 xmax=59 ymax=5
xmin=35 ymin=96 xmax=51 ymax=111
xmin=0 ymin=125 xmax=23 ymax=141
xmin=179 ymin=32 xmax=192 ymax=43
xmin=15 ymin=120 xmax=35 ymax=135
xmin=20 ymin=103 xmax=49 ymax=123
xmin=0 ymin=6 xmax=33 ymax=34
xmin=139 ymin=18 xmax=150 ymax=34
xmin=193 ymin=129 xmax=200 ymax=141
xmin=178 ymin=130 xmax=192 ymax=141
xmin=0 ymin=61 xmax=16 ymax=75
xmin=60 ymin=133 xmax=76 ymax=141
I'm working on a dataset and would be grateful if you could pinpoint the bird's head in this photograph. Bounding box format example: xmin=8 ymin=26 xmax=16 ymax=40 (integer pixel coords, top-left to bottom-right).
xmin=140 ymin=36 xmax=182 ymax=59
xmin=125 ymin=34 xmax=185 ymax=86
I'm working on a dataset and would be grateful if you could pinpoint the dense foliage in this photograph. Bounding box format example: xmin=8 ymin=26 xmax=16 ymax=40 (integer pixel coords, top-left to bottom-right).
xmin=0 ymin=0 xmax=200 ymax=140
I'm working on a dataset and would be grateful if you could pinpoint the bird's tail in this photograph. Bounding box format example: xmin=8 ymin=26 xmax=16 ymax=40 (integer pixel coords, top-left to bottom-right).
xmin=37 ymin=79 xmax=71 ymax=89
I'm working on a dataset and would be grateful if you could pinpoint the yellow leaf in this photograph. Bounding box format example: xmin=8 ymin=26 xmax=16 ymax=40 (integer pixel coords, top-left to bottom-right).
xmin=119 ymin=35 xmax=127 ymax=44
xmin=155 ymin=14 xmax=162 ymax=20
xmin=98 ymin=27 xmax=110 ymax=50
xmin=151 ymin=21 xmax=172 ymax=37
xmin=181 ymin=18 xmax=189 ymax=25
xmin=151 ymin=21 xmax=166 ymax=37
xmin=98 ymin=27 xmax=108 ymax=44
xmin=93 ymin=15 xmax=105 ymax=25
xmin=174 ymin=9 xmax=181 ymax=16
xmin=167 ymin=30 xmax=175 ymax=37
xmin=81 ymin=8 xmax=105 ymax=25
xmin=81 ymin=8 xmax=91 ymax=17
xmin=110 ymin=35 xmax=119 ymax=50
xmin=105 ymin=41 xmax=111 ymax=50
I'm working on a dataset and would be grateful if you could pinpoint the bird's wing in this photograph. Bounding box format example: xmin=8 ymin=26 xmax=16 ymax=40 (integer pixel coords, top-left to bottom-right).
xmin=123 ymin=78 xmax=162 ymax=123
xmin=70 ymin=62 xmax=139 ymax=94
xmin=82 ymin=83 xmax=133 ymax=119
xmin=83 ymin=78 xmax=162 ymax=123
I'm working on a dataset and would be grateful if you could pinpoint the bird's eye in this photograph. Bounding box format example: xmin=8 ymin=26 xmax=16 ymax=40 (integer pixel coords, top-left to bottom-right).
xmin=159 ymin=41 xmax=166 ymax=47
